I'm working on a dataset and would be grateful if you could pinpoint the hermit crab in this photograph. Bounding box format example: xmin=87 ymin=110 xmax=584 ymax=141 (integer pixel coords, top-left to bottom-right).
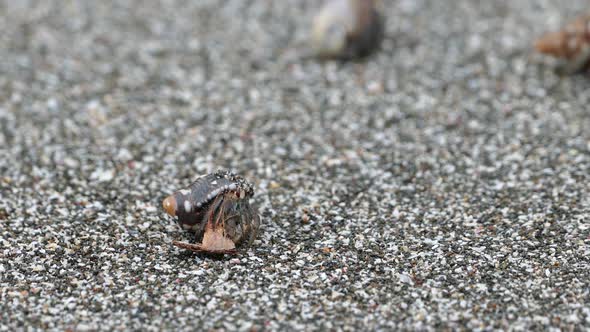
xmin=162 ymin=170 xmax=260 ymax=255
xmin=310 ymin=0 xmax=384 ymax=59
xmin=535 ymin=14 xmax=590 ymax=73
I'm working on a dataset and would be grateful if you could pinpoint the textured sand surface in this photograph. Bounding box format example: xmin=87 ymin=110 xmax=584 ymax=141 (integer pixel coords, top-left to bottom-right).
xmin=1 ymin=1 xmax=590 ymax=330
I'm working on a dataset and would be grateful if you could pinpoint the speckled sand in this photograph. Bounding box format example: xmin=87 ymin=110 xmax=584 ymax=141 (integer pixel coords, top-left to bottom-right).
xmin=1 ymin=1 xmax=589 ymax=330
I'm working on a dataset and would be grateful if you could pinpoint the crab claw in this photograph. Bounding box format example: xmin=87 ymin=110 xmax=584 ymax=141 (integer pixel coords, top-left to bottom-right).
xmin=162 ymin=195 xmax=177 ymax=216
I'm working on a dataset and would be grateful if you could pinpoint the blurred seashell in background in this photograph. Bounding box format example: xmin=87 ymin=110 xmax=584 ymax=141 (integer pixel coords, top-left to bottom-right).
xmin=535 ymin=14 xmax=590 ymax=73
xmin=310 ymin=0 xmax=385 ymax=60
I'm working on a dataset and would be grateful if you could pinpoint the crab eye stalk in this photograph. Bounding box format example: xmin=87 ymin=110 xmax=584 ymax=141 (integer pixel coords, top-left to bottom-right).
xmin=162 ymin=195 xmax=177 ymax=216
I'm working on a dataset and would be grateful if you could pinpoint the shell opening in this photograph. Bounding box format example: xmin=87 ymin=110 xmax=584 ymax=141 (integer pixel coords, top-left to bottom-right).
xmin=163 ymin=195 xmax=177 ymax=216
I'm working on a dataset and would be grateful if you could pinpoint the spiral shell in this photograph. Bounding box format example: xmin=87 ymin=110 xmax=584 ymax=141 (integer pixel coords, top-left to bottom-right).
xmin=311 ymin=0 xmax=384 ymax=59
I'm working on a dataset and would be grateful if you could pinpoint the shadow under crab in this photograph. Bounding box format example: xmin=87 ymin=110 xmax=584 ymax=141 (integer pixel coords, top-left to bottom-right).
xmin=163 ymin=170 xmax=260 ymax=255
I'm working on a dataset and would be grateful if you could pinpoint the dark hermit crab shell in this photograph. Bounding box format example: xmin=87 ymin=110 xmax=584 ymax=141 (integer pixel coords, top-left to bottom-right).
xmin=163 ymin=170 xmax=259 ymax=255
xmin=535 ymin=14 xmax=590 ymax=73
